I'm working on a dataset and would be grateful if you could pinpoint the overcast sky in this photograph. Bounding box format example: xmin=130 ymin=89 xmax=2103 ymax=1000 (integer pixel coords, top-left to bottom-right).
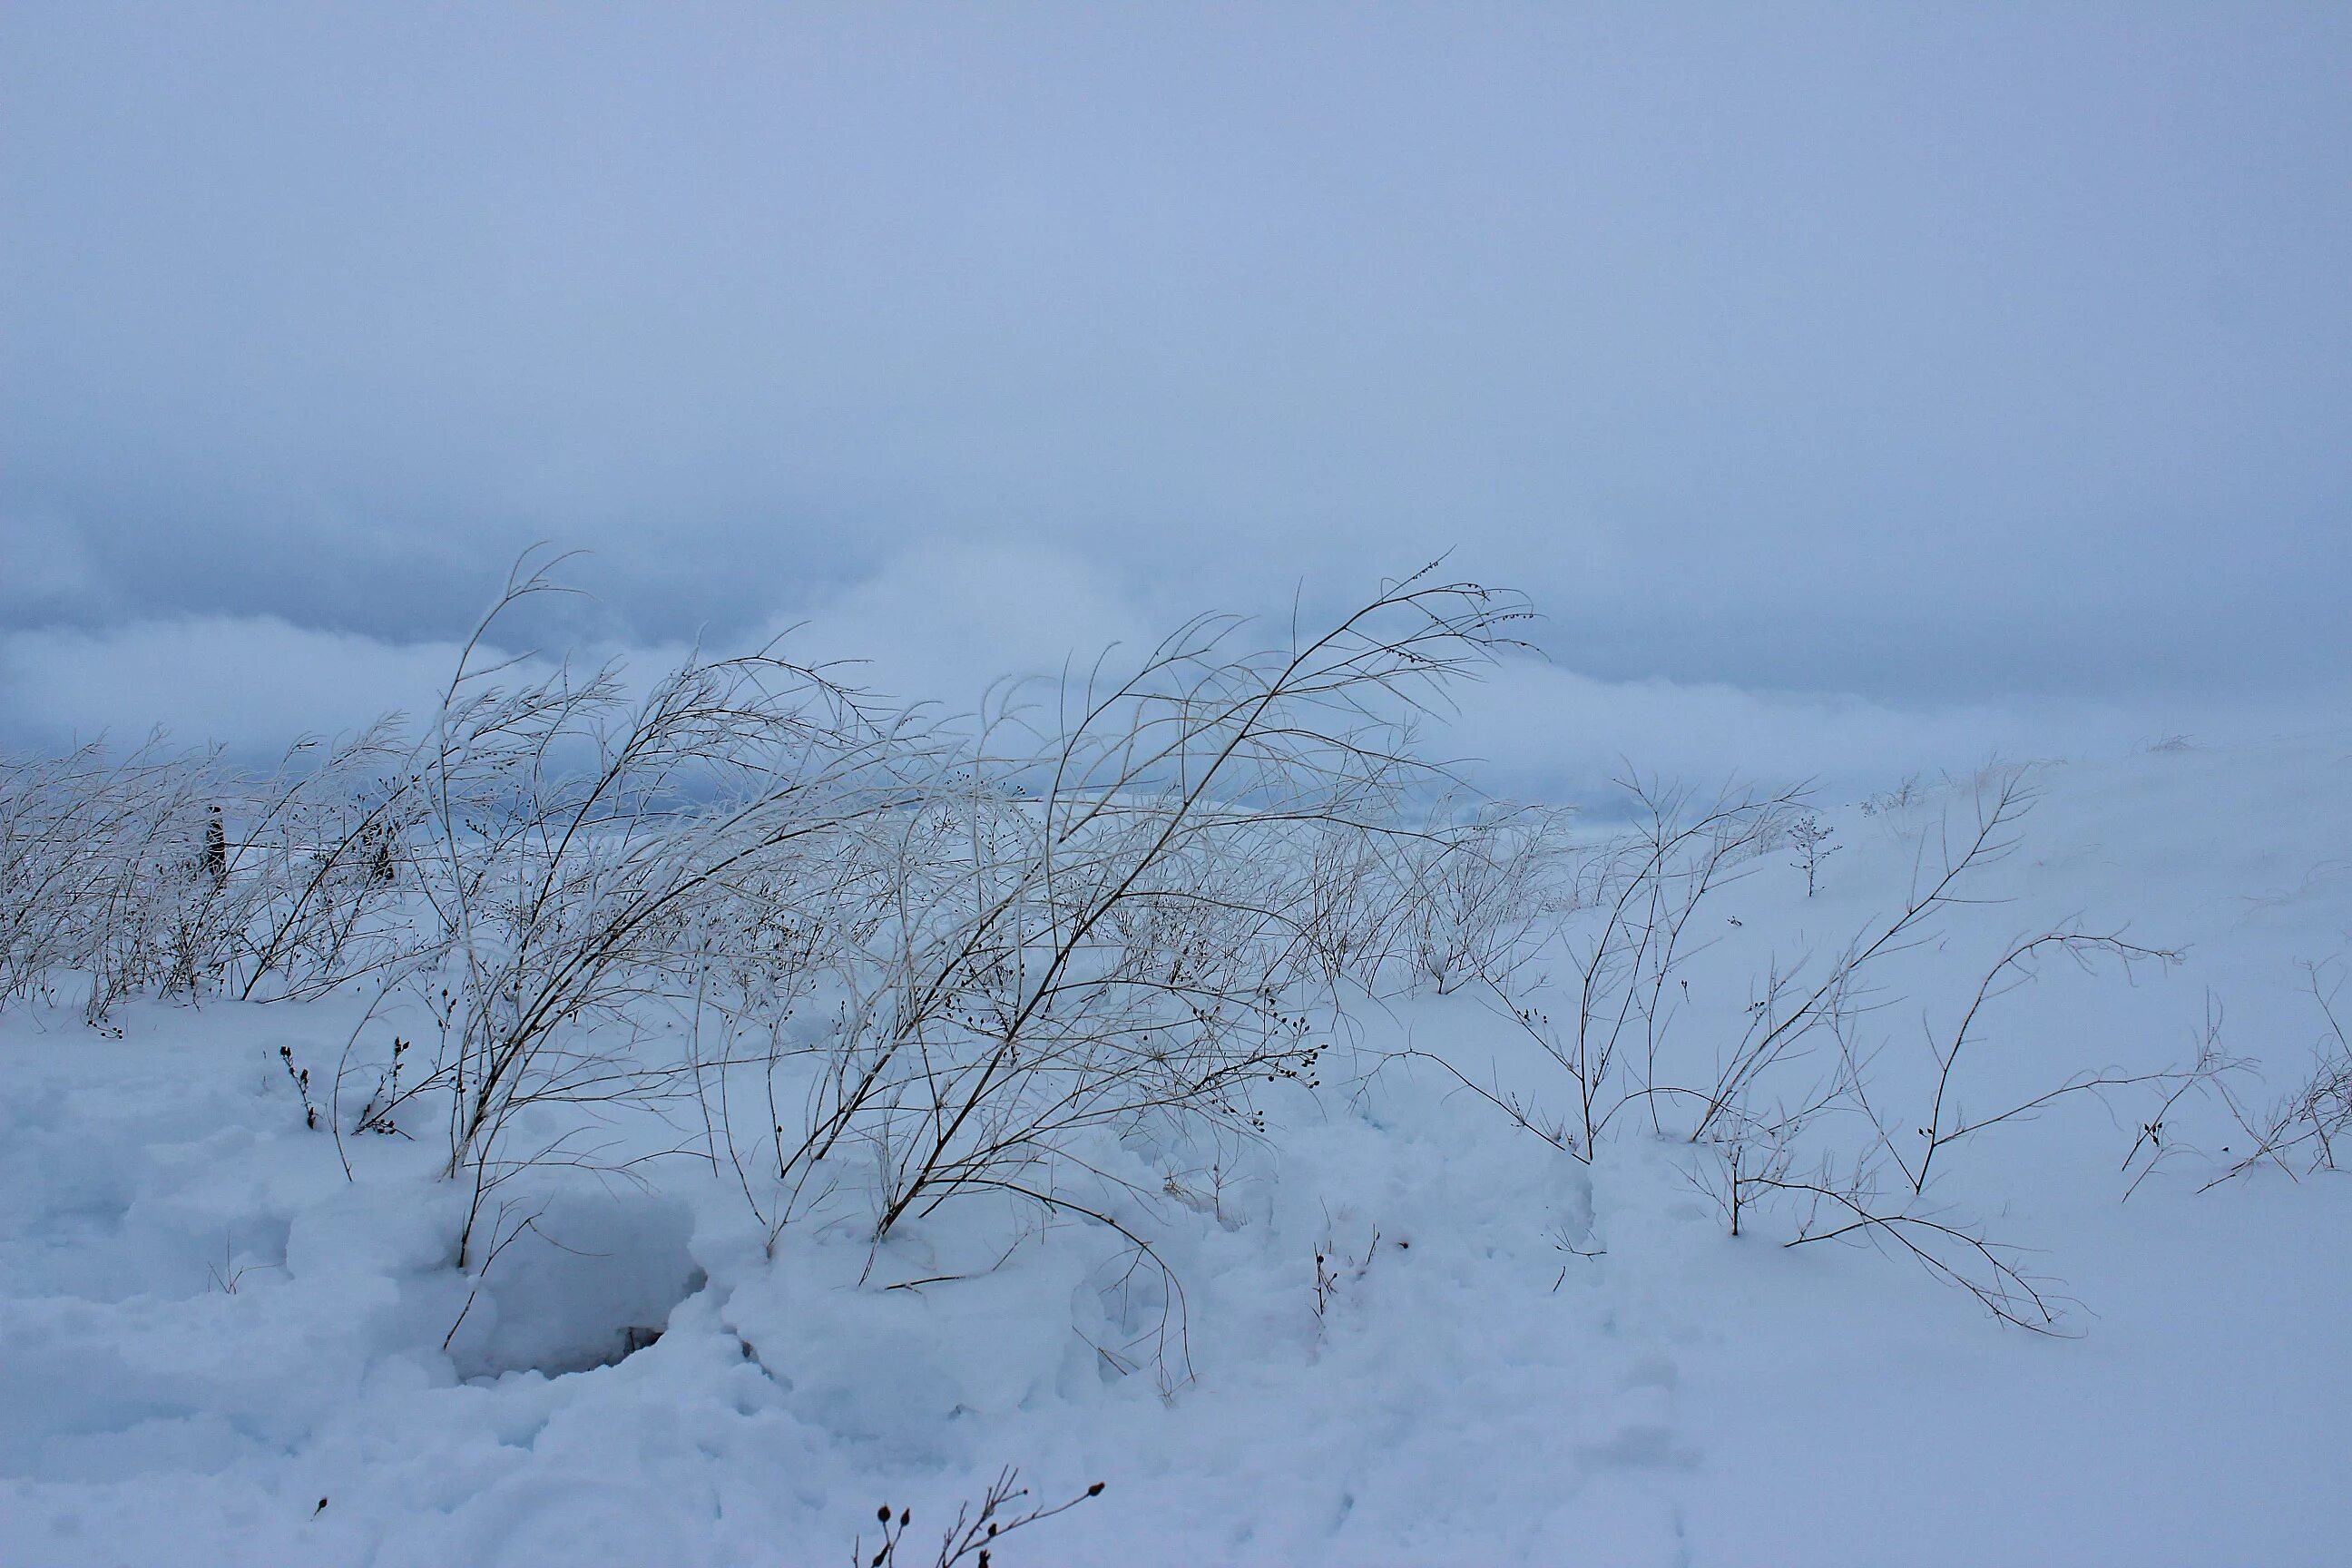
xmin=4 ymin=4 xmax=2347 ymax=795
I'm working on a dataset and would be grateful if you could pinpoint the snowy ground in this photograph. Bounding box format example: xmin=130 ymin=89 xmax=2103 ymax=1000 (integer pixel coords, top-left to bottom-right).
xmin=4 ymin=730 xmax=2348 ymax=1567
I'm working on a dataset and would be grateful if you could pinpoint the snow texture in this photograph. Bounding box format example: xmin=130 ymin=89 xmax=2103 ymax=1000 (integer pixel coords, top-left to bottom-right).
xmin=3 ymin=732 xmax=2348 ymax=1566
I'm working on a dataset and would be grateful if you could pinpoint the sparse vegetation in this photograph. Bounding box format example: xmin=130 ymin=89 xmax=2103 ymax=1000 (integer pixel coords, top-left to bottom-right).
xmin=0 ymin=557 xmax=2329 ymax=1375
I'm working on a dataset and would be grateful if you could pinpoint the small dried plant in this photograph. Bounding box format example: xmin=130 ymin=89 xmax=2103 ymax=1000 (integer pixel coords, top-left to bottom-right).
xmin=852 ymin=1470 xmax=1105 ymax=1568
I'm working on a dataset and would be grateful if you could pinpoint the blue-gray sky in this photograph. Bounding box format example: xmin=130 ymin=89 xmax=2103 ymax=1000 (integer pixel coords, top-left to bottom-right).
xmin=4 ymin=4 xmax=2347 ymax=790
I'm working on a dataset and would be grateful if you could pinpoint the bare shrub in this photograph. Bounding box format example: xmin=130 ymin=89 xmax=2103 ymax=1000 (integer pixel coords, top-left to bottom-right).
xmin=2207 ymin=957 xmax=2352 ymax=1184
xmin=1844 ymin=926 xmax=2186 ymax=1198
xmin=1427 ymin=767 xmax=2225 ymax=1329
xmin=354 ymin=553 xmax=923 ymax=1265
xmin=220 ymin=720 xmax=427 ymax=1002
xmin=0 ymin=736 xmax=230 ymax=1024
xmin=0 ymin=720 xmax=437 ymax=1024
xmin=1405 ymin=775 xmax=1798 ymax=1153
xmin=1393 ymin=799 xmax=1576 ymax=995
xmin=207 ymin=554 xmax=1526 ymax=1328
xmin=1770 ymin=1156 xmax=2077 ymax=1331
xmin=732 ymin=567 xmax=1529 ymax=1269
xmin=1700 ymin=927 xmax=2212 ymax=1332
xmin=1785 ymin=811 xmax=1840 ymax=897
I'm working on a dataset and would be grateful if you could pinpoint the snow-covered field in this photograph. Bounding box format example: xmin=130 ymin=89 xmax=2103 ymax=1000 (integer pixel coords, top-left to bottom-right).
xmin=4 ymin=730 xmax=2347 ymax=1567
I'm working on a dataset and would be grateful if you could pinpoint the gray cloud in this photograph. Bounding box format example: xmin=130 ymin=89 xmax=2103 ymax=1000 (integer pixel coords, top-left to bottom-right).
xmin=4 ymin=4 xmax=2347 ymax=764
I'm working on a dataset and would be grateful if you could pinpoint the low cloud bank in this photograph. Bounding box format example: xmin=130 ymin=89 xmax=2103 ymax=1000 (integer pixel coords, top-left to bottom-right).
xmin=2 ymin=617 xmax=498 ymax=753
xmin=5 ymin=544 xmax=2338 ymax=805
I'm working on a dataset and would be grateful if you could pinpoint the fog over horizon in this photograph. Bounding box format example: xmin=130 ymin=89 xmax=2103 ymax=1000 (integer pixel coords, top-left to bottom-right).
xmin=5 ymin=4 xmax=2347 ymax=799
